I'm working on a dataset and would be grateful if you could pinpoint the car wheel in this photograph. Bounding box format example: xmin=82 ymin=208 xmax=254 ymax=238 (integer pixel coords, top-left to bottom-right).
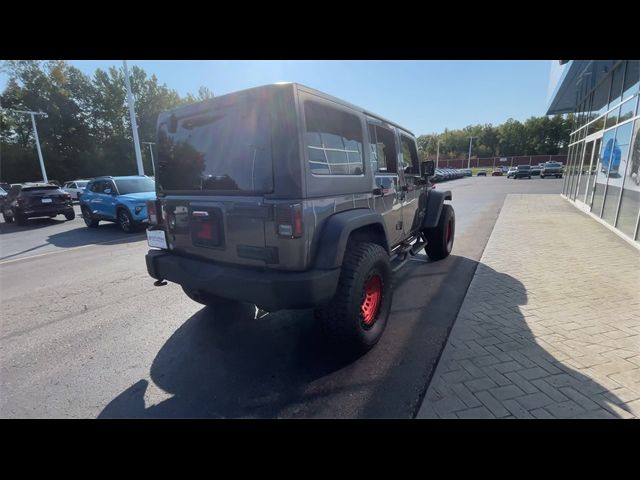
xmin=81 ymin=206 xmax=99 ymax=228
xmin=315 ymin=242 xmax=392 ymax=357
xmin=117 ymin=208 xmax=135 ymax=233
xmin=424 ymin=204 xmax=455 ymax=260
xmin=64 ymin=210 xmax=76 ymax=221
xmin=15 ymin=211 xmax=27 ymax=226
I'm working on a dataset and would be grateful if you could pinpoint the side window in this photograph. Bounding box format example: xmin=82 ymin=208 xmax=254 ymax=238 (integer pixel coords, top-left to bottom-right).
xmin=304 ymin=100 xmax=364 ymax=176
xmin=90 ymin=182 xmax=103 ymax=193
xmin=368 ymin=124 xmax=398 ymax=174
xmin=400 ymin=135 xmax=420 ymax=176
xmin=103 ymin=181 xmax=115 ymax=194
xmin=69 ymin=183 xmax=76 ymax=189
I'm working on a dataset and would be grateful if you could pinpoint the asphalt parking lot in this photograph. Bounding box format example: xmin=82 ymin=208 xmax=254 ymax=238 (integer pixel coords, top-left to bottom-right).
xmin=0 ymin=177 xmax=563 ymax=418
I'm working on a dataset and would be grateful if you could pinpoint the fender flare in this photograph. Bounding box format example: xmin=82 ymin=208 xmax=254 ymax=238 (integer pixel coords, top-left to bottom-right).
xmin=313 ymin=209 xmax=389 ymax=270
xmin=422 ymin=189 xmax=452 ymax=229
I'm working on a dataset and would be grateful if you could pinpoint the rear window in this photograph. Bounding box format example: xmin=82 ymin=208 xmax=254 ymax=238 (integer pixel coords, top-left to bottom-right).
xmin=517 ymin=165 xmax=530 ymax=169
xmin=21 ymin=186 xmax=60 ymax=193
xmin=114 ymin=177 xmax=155 ymax=195
xmin=156 ymin=99 xmax=273 ymax=193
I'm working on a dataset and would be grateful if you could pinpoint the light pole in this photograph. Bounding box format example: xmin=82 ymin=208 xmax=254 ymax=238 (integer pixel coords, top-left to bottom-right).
xmin=436 ymin=139 xmax=441 ymax=168
xmin=123 ymin=60 xmax=145 ymax=176
xmin=142 ymin=142 xmax=156 ymax=176
xmin=467 ymin=136 xmax=477 ymax=169
xmin=1 ymin=108 xmax=48 ymax=182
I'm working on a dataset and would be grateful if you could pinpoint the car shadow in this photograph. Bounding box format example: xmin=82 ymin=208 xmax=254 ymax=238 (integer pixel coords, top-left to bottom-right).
xmin=98 ymin=258 xmax=629 ymax=419
xmin=98 ymin=301 xmax=352 ymax=418
xmin=407 ymin=263 xmax=630 ymax=419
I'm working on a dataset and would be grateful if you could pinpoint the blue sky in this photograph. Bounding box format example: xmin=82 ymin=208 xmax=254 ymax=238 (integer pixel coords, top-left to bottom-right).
xmin=1 ymin=60 xmax=553 ymax=136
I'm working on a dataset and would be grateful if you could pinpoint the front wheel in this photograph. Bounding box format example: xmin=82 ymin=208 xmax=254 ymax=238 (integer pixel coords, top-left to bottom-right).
xmin=82 ymin=206 xmax=99 ymax=228
xmin=65 ymin=210 xmax=75 ymax=221
xmin=424 ymin=204 xmax=455 ymax=260
xmin=117 ymin=209 xmax=135 ymax=233
xmin=315 ymin=242 xmax=392 ymax=356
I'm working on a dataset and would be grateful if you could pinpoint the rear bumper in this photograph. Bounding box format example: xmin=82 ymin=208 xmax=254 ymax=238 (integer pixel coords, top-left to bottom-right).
xmin=22 ymin=205 xmax=73 ymax=216
xmin=145 ymin=249 xmax=341 ymax=311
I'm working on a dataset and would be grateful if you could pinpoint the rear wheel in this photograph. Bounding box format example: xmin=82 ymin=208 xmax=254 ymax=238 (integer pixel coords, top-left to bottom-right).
xmin=82 ymin=206 xmax=99 ymax=228
xmin=424 ymin=204 xmax=455 ymax=260
xmin=315 ymin=242 xmax=392 ymax=356
xmin=65 ymin=210 xmax=75 ymax=221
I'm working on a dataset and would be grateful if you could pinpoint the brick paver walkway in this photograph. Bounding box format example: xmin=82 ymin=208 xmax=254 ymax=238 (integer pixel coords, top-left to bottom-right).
xmin=417 ymin=194 xmax=640 ymax=419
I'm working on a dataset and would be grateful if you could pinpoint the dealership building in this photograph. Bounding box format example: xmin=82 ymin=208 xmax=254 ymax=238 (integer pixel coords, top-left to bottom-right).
xmin=547 ymin=60 xmax=640 ymax=245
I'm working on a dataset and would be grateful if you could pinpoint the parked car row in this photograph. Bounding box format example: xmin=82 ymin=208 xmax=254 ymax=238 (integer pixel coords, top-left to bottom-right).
xmin=431 ymin=168 xmax=469 ymax=183
xmin=1 ymin=175 xmax=156 ymax=232
xmin=506 ymin=162 xmax=564 ymax=179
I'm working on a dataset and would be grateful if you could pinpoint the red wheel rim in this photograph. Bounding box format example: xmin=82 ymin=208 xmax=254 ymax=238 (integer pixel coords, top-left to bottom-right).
xmin=361 ymin=274 xmax=382 ymax=326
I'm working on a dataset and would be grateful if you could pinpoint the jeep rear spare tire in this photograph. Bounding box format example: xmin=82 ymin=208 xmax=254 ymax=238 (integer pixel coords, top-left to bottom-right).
xmin=424 ymin=204 xmax=455 ymax=260
xmin=315 ymin=242 xmax=392 ymax=356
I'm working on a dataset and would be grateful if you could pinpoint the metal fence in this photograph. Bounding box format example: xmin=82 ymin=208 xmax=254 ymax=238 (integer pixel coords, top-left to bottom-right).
xmin=428 ymin=154 xmax=568 ymax=169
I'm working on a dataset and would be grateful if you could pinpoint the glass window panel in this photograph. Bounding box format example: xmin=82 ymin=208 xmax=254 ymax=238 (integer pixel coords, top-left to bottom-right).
xmin=575 ymin=141 xmax=594 ymax=201
xmin=608 ymin=63 xmax=625 ymax=110
xmin=591 ymin=129 xmax=616 ymax=215
xmin=605 ymin=106 xmax=620 ymax=129
xmin=589 ymin=115 xmax=605 ymax=136
xmin=618 ymin=97 xmax=637 ymax=124
xmin=615 ymin=120 xmax=640 ymax=237
xmin=622 ymin=60 xmax=639 ymax=101
xmin=601 ymin=122 xmax=634 ymax=225
xmin=592 ymin=76 xmax=611 ymax=116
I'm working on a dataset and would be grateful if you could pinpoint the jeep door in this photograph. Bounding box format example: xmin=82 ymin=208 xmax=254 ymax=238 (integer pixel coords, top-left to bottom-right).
xmin=399 ymin=132 xmax=423 ymax=235
xmin=367 ymin=121 xmax=404 ymax=247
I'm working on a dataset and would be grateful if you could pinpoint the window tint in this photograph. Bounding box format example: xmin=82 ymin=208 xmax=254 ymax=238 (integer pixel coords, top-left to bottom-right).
xmin=114 ymin=177 xmax=155 ymax=194
xmin=368 ymin=124 xmax=398 ymax=174
xmin=400 ymin=135 xmax=420 ymax=175
xmin=304 ymin=100 xmax=364 ymax=176
xmin=90 ymin=182 xmax=103 ymax=193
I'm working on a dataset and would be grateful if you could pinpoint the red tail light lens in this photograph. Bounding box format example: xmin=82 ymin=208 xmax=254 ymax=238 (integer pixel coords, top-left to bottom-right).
xmin=147 ymin=200 xmax=161 ymax=225
xmin=276 ymin=203 xmax=303 ymax=238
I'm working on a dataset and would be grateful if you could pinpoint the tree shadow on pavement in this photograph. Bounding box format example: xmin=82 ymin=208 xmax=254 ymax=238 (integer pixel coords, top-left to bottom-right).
xmin=413 ymin=263 xmax=631 ymax=419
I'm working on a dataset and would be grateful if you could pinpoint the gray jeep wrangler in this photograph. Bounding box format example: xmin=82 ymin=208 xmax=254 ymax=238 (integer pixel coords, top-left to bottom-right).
xmin=145 ymin=83 xmax=455 ymax=355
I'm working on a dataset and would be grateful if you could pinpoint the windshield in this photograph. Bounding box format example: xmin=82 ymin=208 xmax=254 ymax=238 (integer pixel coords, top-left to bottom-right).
xmin=157 ymin=99 xmax=273 ymax=193
xmin=518 ymin=165 xmax=530 ymax=169
xmin=76 ymin=181 xmax=88 ymax=188
xmin=114 ymin=177 xmax=155 ymax=195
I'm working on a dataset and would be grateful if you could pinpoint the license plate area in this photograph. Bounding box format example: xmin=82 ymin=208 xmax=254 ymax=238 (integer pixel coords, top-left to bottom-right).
xmin=147 ymin=229 xmax=168 ymax=249
xmin=41 ymin=198 xmax=52 ymax=203
xmin=190 ymin=207 xmax=224 ymax=249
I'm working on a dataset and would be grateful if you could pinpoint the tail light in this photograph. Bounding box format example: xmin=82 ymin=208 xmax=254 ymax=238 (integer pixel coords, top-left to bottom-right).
xmin=146 ymin=200 xmax=162 ymax=226
xmin=276 ymin=203 xmax=303 ymax=238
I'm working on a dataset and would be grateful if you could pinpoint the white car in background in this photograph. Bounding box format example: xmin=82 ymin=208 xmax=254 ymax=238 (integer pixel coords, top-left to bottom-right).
xmin=62 ymin=179 xmax=91 ymax=200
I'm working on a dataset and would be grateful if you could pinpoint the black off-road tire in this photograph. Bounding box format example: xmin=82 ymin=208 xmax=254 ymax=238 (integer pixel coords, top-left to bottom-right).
xmin=65 ymin=210 xmax=76 ymax=221
xmin=424 ymin=204 xmax=455 ymax=260
xmin=82 ymin=206 xmax=99 ymax=228
xmin=16 ymin=212 xmax=27 ymax=226
xmin=117 ymin=208 xmax=135 ymax=233
xmin=314 ymin=242 xmax=392 ymax=357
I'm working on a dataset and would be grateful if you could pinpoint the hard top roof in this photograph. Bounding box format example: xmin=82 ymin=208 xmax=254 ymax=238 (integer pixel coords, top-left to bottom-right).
xmin=161 ymin=82 xmax=415 ymax=137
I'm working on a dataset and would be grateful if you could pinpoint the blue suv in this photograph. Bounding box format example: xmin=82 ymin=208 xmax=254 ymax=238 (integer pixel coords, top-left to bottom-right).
xmin=80 ymin=176 xmax=155 ymax=232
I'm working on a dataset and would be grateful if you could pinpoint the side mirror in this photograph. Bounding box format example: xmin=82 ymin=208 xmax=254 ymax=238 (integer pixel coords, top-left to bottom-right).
xmin=421 ymin=160 xmax=435 ymax=178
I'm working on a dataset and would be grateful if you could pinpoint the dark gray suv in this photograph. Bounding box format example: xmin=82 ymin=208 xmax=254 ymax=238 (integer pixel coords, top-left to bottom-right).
xmin=145 ymin=83 xmax=455 ymax=355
